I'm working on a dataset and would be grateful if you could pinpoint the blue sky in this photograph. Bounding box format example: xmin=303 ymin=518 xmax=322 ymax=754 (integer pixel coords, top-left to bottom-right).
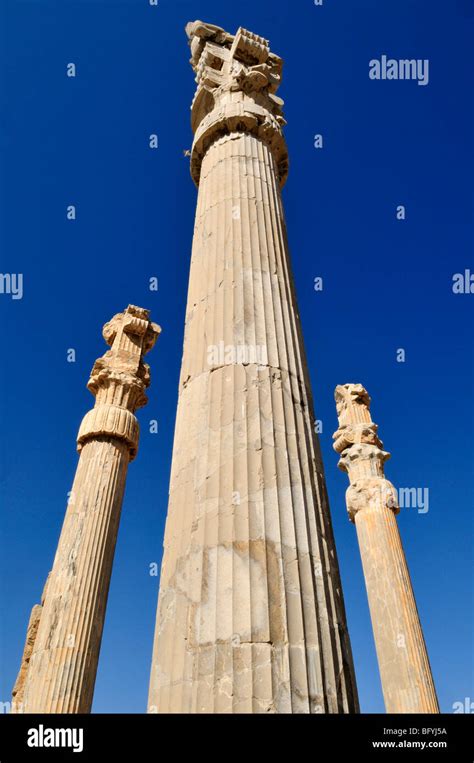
xmin=0 ymin=0 xmax=472 ymax=713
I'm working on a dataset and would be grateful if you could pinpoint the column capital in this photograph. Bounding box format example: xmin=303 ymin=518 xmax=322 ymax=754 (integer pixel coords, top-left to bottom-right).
xmin=345 ymin=477 xmax=399 ymax=522
xmin=77 ymin=305 xmax=160 ymax=459
xmin=333 ymin=383 xmax=385 ymax=454
xmin=333 ymin=383 xmax=398 ymax=520
xmin=185 ymin=21 xmax=288 ymax=187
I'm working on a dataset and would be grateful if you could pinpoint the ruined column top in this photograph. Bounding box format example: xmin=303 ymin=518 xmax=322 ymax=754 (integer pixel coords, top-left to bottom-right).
xmin=87 ymin=305 xmax=161 ymax=400
xmin=185 ymin=20 xmax=288 ymax=187
xmin=333 ymin=384 xmax=395 ymax=519
xmin=185 ymin=20 xmax=283 ymax=80
xmin=77 ymin=306 xmax=160 ymax=458
xmin=333 ymin=383 xmax=386 ymax=456
xmin=101 ymin=305 xmax=160 ymax=365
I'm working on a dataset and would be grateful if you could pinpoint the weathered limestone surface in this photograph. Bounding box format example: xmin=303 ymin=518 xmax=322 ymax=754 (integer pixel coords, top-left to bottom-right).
xmin=148 ymin=22 xmax=359 ymax=714
xmin=333 ymin=384 xmax=439 ymax=714
xmin=12 ymin=604 xmax=43 ymax=708
xmin=13 ymin=306 xmax=160 ymax=713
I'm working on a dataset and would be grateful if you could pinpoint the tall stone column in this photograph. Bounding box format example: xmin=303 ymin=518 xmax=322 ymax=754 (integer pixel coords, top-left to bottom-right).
xmin=13 ymin=305 xmax=160 ymax=713
xmin=333 ymin=384 xmax=439 ymax=713
xmin=148 ymin=22 xmax=359 ymax=714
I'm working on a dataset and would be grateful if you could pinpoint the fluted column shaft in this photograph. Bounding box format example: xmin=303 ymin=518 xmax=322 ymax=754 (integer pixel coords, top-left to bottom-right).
xmin=13 ymin=306 xmax=160 ymax=713
xmin=20 ymin=439 xmax=129 ymax=713
xmin=334 ymin=384 xmax=439 ymax=713
xmin=149 ymin=22 xmax=358 ymax=714
xmin=354 ymin=501 xmax=438 ymax=713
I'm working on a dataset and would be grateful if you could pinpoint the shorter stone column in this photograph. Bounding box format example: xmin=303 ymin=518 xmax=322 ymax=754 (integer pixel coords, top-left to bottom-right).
xmin=12 ymin=305 xmax=160 ymax=713
xmin=333 ymin=384 xmax=439 ymax=714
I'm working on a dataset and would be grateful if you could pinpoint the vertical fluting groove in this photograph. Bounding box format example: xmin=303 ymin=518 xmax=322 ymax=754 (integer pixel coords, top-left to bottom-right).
xmin=388 ymin=510 xmax=436 ymax=710
xmin=247 ymin=137 xmax=271 ymax=712
xmin=38 ymin=444 xmax=103 ymax=710
xmin=71 ymin=446 xmax=123 ymax=697
xmin=258 ymin=138 xmax=320 ymax=711
xmin=242 ymin=137 xmax=258 ymax=711
xmin=239 ymin=142 xmax=255 ymax=713
xmin=194 ymin=157 xmax=214 ymax=714
xmin=193 ymin=136 xmax=214 ymax=713
xmin=356 ymin=509 xmax=438 ymax=711
xmin=260 ymin=133 xmax=308 ymax=712
xmin=255 ymin=136 xmax=290 ymax=712
xmin=264 ymin=142 xmax=343 ymax=710
xmin=204 ymin=134 xmax=222 ymax=713
xmin=182 ymin=151 xmax=201 ymax=712
xmin=69 ymin=444 xmax=124 ymax=710
xmin=23 ymin=440 xmax=129 ymax=712
xmin=231 ymin=144 xmax=243 ymax=712
xmin=260 ymin=167 xmax=305 ymax=711
xmin=172 ymin=388 xmax=190 ymax=713
xmin=229 ymin=137 xmax=238 ymax=714
xmin=218 ymin=153 xmax=233 ymax=710
xmin=164 ymin=427 xmax=181 ymax=713
xmin=253 ymin=139 xmax=278 ymax=710
xmin=61 ymin=442 xmax=125 ymax=711
xmin=274 ymin=132 xmax=349 ymax=709
xmin=208 ymin=141 xmax=224 ymax=713
xmin=57 ymin=444 xmax=111 ymax=710
xmin=264 ymin=146 xmax=317 ymax=711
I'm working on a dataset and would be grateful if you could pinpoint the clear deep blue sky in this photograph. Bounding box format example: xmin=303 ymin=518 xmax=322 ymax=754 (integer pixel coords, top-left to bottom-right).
xmin=1 ymin=0 xmax=472 ymax=713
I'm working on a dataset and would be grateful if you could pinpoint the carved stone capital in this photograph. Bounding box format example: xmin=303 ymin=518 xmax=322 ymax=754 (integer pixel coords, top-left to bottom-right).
xmin=333 ymin=422 xmax=383 ymax=454
xmin=77 ymin=305 xmax=160 ymax=458
xmin=337 ymin=442 xmax=390 ymax=478
xmin=334 ymin=383 xmax=398 ymax=520
xmin=335 ymin=383 xmax=372 ymax=424
xmin=346 ymin=478 xmax=399 ymax=522
xmin=87 ymin=366 xmax=151 ymax=411
xmin=334 ymin=383 xmax=389 ymax=468
xmin=185 ymin=21 xmax=288 ymax=186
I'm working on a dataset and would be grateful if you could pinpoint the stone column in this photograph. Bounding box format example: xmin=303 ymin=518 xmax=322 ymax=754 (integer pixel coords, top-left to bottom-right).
xmin=333 ymin=384 xmax=439 ymax=713
xmin=13 ymin=305 xmax=160 ymax=713
xmin=148 ymin=22 xmax=359 ymax=714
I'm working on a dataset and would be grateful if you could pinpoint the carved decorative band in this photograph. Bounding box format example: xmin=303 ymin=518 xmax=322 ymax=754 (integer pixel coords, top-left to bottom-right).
xmin=333 ymin=422 xmax=383 ymax=454
xmin=77 ymin=405 xmax=139 ymax=460
xmin=191 ymin=102 xmax=288 ymax=187
xmin=346 ymin=477 xmax=399 ymax=522
xmin=338 ymin=442 xmax=390 ymax=474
